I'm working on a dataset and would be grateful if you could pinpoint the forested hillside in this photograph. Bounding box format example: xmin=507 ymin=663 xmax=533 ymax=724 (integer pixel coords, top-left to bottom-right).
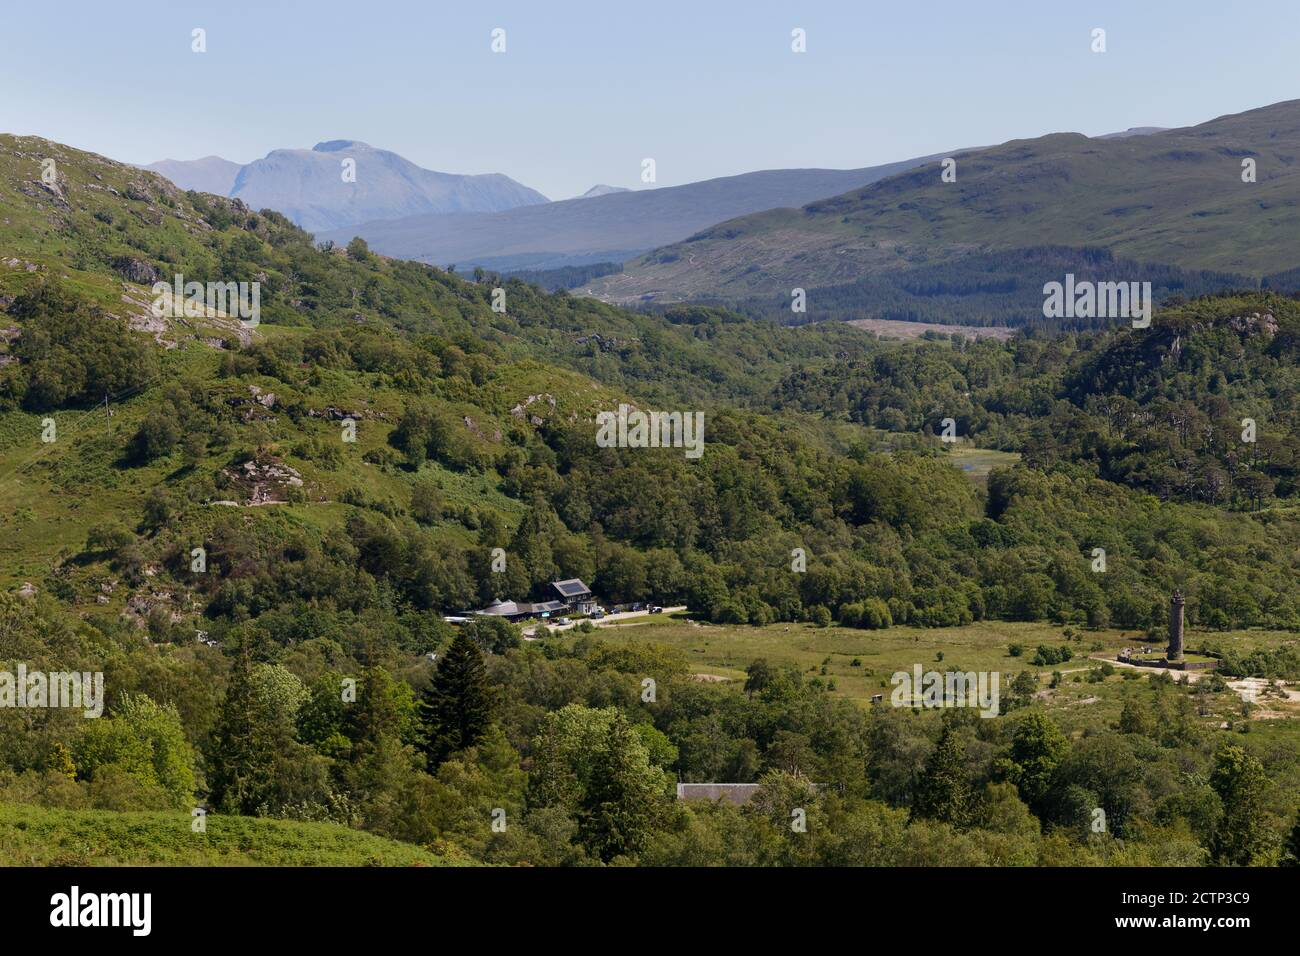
xmin=1 ymin=135 xmax=1298 ymax=867
xmin=772 ymin=294 xmax=1300 ymax=509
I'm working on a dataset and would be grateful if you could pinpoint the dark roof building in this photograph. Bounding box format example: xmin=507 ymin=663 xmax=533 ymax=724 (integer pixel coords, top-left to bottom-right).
xmin=676 ymin=782 xmax=823 ymax=805
xmin=676 ymin=783 xmax=762 ymax=805
xmin=471 ymin=598 xmax=569 ymax=620
xmin=551 ymin=579 xmax=592 ymax=602
xmin=475 ymin=599 xmax=530 ymax=619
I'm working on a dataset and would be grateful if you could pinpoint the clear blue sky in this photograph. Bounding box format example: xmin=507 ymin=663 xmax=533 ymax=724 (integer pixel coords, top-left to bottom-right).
xmin=3 ymin=0 xmax=1297 ymax=199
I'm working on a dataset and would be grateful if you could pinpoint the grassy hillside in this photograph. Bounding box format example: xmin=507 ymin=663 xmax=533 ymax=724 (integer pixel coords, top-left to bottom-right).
xmin=585 ymin=99 xmax=1300 ymax=323
xmin=0 ymin=803 xmax=463 ymax=865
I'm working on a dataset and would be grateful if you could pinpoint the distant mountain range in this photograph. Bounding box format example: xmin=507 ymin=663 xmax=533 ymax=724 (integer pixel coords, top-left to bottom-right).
xmin=320 ymin=153 xmax=954 ymax=272
xmin=578 ymin=184 xmax=630 ymax=199
xmin=144 ymin=141 xmax=548 ymax=233
xmin=144 ymin=155 xmax=242 ymax=196
xmin=1095 ymin=126 xmax=1170 ymax=140
xmin=579 ymin=100 xmax=1300 ymax=322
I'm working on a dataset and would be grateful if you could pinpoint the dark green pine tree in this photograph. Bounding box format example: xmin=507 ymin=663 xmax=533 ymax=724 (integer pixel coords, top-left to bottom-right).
xmin=912 ymin=721 xmax=972 ymax=828
xmin=207 ymin=644 xmax=272 ymax=815
xmin=420 ymin=633 xmax=494 ymax=770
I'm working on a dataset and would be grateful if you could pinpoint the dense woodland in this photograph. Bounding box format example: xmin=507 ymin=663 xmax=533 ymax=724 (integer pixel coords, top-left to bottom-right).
xmin=1 ymin=148 xmax=1299 ymax=865
xmin=501 ymin=261 xmax=624 ymax=292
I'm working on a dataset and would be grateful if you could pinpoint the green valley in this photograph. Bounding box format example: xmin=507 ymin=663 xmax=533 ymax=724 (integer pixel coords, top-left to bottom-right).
xmin=0 ymin=131 xmax=1298 ymax=870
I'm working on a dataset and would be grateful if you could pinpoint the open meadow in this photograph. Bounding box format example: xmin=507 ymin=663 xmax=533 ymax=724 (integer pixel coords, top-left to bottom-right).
xmin=590 ymin=613 xmax=1300 ymax=732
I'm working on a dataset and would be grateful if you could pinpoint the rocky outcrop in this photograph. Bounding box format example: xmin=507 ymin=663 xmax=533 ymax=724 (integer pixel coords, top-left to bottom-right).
xmin=575 ymin=332 xmax=621 ymax=352
xmin=218 ymin=455 xmax=304 ymax=505
xmin=1226 ymin=312 xmax=1278 ymax=337
xmin=510 ymin=393 xmax=558 ymax=423
xmin=112 ymin=255 xmax=160 ymax=284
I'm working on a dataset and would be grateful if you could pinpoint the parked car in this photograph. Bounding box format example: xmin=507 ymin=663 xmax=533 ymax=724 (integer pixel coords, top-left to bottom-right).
xmin=649 ymin=606 xmax=663 ymax=614
xmin=557 ymin=617 xmax=571 ymax=626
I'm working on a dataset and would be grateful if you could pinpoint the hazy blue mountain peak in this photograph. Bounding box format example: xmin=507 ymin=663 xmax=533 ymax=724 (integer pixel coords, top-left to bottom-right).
xmin=313 ymin=139 xmax=372 ymax=152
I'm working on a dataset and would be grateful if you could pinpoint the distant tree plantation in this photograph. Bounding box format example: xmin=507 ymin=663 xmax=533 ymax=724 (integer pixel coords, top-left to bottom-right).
xmin=724 ymin=246 xmax=1269 ymax=331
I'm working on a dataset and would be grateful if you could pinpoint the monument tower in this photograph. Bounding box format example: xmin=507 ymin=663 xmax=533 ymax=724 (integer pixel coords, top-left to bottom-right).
xmin=1168 ymin=590 xmax=1185 ymax=663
